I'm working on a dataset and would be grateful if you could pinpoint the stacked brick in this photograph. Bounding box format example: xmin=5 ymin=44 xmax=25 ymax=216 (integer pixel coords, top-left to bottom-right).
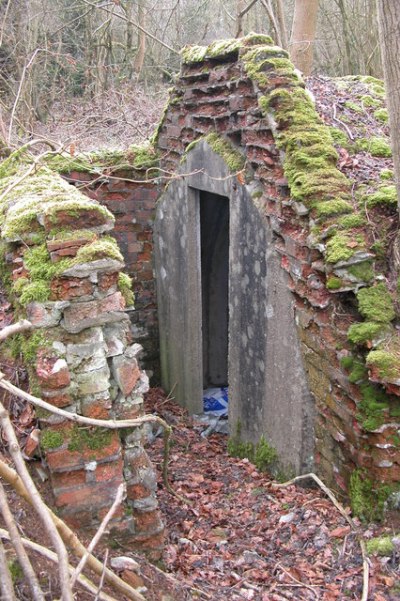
xmin=154 ymin=37 xmax=400 ymax=493
xmin=0 ymin=167 xmax=164 ymax=553
xmin=64 ymin=170 xmax=161 ymax=382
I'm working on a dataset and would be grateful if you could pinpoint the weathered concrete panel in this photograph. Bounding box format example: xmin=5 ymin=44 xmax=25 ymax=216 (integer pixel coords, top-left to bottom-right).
xmin=155 ymin=140 xmax=314 ymax=473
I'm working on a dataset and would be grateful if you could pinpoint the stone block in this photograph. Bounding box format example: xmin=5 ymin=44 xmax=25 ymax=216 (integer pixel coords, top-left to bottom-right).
xmin=111 ymin=353 xmax=140 ymax=396
xmin=62 ymin=292 xmax=125 ymax=333
xmin=74 ymin=364 xmax=110 ymax=395
xmin=61 ymin=258 xmax=124 ymax=280
xmin=27 ymin=301 xmax=69 ymax=328
xmin=103 ymin=319 xmax=133 ymax=357
xmin=36 ymin=354 xmax=70 ymax=390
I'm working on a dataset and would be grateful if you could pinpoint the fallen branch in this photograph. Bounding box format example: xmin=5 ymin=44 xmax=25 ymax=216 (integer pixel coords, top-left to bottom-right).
xmin=0 ymin=535 xmax=16 ymax=601
xmin=273 ymin=473 xmax=369 ymax=601
xmin=0 ymin=401 xmax=73 ymax=601
xmin=70 ymin=484 xmax=124 ymax=588
xmin=0 ymin=371 xmax=190 ymax=504
xmin=0 ymin=459 xmax=146 ymax=601
xmin=0 ymin=480 xmax=45 ymax=601
xmin=0 ymin=528 xmax=119 ymax=601
xmin=0 ymin=319 xmax=32 ymax=342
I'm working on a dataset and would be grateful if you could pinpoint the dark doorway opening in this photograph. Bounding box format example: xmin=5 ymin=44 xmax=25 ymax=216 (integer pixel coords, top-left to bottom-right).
xmin=200 ymin=190 xmax=230 ymax=388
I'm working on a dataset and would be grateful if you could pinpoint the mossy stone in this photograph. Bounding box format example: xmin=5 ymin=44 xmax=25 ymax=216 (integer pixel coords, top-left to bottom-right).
xmin=356 ymin=283 xmax=395 ymax=323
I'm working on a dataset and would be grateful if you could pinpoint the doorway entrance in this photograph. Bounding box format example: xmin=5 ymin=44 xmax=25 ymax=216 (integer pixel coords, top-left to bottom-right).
xmin=200 ymin=191 xmax=229 ymax=389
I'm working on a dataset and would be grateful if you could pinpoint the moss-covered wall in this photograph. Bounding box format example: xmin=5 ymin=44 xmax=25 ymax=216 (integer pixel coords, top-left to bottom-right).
xmin=0 ymin=153 xmax=164 ymax=551
xmin=154 ymin=33 xmax=400 ymax=513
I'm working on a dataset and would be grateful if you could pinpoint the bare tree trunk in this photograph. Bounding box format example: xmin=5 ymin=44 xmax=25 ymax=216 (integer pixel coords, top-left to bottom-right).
xmin=274 ymin=0 xmax=288 ymax=49
xmin=133 ymin=0 xmax=146 ymax=77
xmin=377 ymin=0 xmax=400 ymax=211
xmin=289 ymin=0 xmax=319 ymax=75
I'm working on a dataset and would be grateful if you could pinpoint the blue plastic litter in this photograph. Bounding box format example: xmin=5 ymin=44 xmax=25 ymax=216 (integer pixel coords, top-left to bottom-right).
xmin=203 ymin=387 xmax=228 ymax=416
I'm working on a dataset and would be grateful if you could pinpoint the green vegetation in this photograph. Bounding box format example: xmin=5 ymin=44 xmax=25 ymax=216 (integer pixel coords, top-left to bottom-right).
xmin=356 ymin=283 xmax=395 ymax=323
xmin=348 ymin=360 xmax=367 ymax=383
xmin=40 ymin=429 xmax=64 ymax=450
xmin=118 ymin=272 xmax=134 ymax=306
xmin=181 ymin=33 xmax=276 ymax=65
xmin=374 ymin=108 xmax=389 ymax=123
xmin=380 ymin=168 xmax=394 ymax=180
xmin=350 ymin=468 xmax=397 ymax=521
xmin=314 ymin=199 xmax=352 ymax=218
xmin=347 ymin=322 xmax=385 ymax=345
xmin=8 ymin=331 xmax=49 ymax=365
xmin=357 ymin=383 xmax=390 ymax=431
xmin=325 ymin=233 xmax=356 ymax=264
xmin=68 ymin=426 xmax=113 ymax=452
xmin=74 ymin=236 xmax=123 ymax=264
xmin=8 ymin=559 xmax=23 ymax=583
xmin=344 ymin=101 xmax=363 ymax=114
xmin=360 ymin=95 xmax=382 ymax=108
xmin=205 ymin=132 xmax=245 ymax=172
xmin=347 ymin=262 xmax=374 ymax=282
xmin=326 ymin=276 xmax=342 ymax=290
xmin=366 ymin=536 xmax=395 ymax=556
xmin=357 ymin=137 xmax=392 ymax=157
xmin=328 ymin=127 xmax=349 ymax=146
xmin=364 ymin=185 xmax=397 ymax=208
xmin=228 ymin=422 xmax=277 ymax=472
xmin=366 ymin=349 xmax=400 ymax=381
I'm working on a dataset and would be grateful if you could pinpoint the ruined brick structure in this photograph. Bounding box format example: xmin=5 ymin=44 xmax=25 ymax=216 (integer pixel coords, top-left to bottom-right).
xmin=1 ymin=32 xmax=400 ymax=539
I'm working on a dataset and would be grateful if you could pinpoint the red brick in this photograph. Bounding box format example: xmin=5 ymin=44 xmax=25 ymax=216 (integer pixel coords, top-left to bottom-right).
xmin=95 ymin=459 xmax=124 ymax=483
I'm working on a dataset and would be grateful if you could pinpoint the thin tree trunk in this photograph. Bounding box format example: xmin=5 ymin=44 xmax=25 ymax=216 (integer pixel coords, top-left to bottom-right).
xmin=289 ymin=0 xmax=319 ymax=75
xmin=274 ymin=0 xmax=288 ymax=49
xmin=133 ymin=0 xmax=146 ymax=77
xmin=376 ymin=0 xmax=400 ymax=211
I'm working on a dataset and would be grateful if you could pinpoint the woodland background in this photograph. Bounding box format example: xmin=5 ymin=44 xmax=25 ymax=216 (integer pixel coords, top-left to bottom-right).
xmin=0 ymin=0 xmax=383 ymax=152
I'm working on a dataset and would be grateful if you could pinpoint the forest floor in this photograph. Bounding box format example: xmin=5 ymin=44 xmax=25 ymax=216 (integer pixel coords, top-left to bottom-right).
xmin=1 ymin=381 xmax=399 ymax=601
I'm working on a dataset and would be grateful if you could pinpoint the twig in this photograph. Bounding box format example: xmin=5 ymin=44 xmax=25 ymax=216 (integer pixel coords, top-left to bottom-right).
xmin=275 ymin=562 xmax=318 ymax=599
xmin=94 ymin=549 xmax=109 ymax=601
xmin=0 ymin=460 xmax=146 ymax=601
xmin=0 ymin=372 xmax=190 ymax=504
xmin=0 ymin=401 xmax=74 ymax=601
xmin=0 ymin=528 xmax=118 ymax=601
xmin=0 ymin=480 xmax=45 ymax=601
xmin=273 ymin=473 xmax=369 ymax=601
xmin=70 ymin=484 xmax=124 ymax=588
xmin=0 ymin=319 xmax=32 ymax=342
xmin=0 ymin=535 xmax=16 ymax=601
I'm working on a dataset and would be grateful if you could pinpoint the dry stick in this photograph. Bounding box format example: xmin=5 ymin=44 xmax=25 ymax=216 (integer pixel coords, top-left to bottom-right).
xmin=0 ymin=374 xmax=190 ymax=504
xmin=0 ymin=535 xmax=16 ymax=601
xmin=0 ymin=528 xmax=119 ymax=601
xmin=273 ymin=473 xmax=369 ymax=601
xmin=70 ymin=484 xmax=124 ymax=589
xmin=0 ymin=402 xmax=74 ymax=601
xmin=94 ymin=549 xmax=109 ymax=601
xmin=275 ymin=562 xmax=318 ymax=599
xmin=0 ymin=460 xmax=146 ymax=601
xmin=0 ymin=480 xmax=45 ymax=601
xmin=0 ymin=319 xmax=32 ymax=342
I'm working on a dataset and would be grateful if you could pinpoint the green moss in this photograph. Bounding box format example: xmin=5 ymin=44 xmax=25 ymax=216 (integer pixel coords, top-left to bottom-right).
xmin=41 ymin=429 xmax=64 ymax=450
xmin=0 ymin=144 xmax=32 ymax=179
xmin=347 ymin=262 xmax=374 ymax=282
xmin=325 ymin=233 xmax=356 ymax=264
xmin=68 ymin=426 xmax=113 ymax=452
xmin=8 ymin=559 xmax=23 ymax=583
xmin=205 ymin=133 xmax=245 ymax=172
xmin=345 ymin=101 xmax=363 ymax=113
xmin=118 ymin=272 xmax=134 ymax=307
xmin=380 ymin=168 xmax=394 ymax=181
xmin=348 ymin=322 xmax=384 ymax=345
xmin=350 ymin=469 xmax=395 ymax=521
xmin=228 ymin=423 xmax=277 ymax=472
xmin=74 ymin=237 xmax=123 ymax=264
xmin=9 ymin=331 xmax=48 ymax=365
xmin=314 ymin=199 xmax=352 ymax=218
xmin=181 ymin=32 xmax=276 ymax=65
xmin=44 ymin=198 xmax=113 ymax=226
xmin=47 ymin=145 xmax=159 ymax=175
xmin=20 ymin=281 xmax=51 ymax=306
xmin=366 ymin=536 xmax=395 ymax=556
xmin=374 ymin=108 xmax=389 ymax=123
xmin=356 ymin=283 xmax=395 ymax=323
xmin=357 ymin=137 xmax=392 ymax=157
xmin=326 ymin=276 xmax=343 ymax=290
xmin=358 ymin=383 xmax=390 ymax=431
xmin=340 ymin=355 xmax=354 ymax=370
xmin=348 ymin=360 xmax=368 ymax=383
xmin=329 ymin=127 xmax=349 ymax=146
xmin=365 ymin=185 xmax=397 ymax=208
xmin=360 ymin=95 xmax=382 ymax=108
xmin=338 ymin=214 xmax=366 ymax=229
xmin=366 ymin=349 xmax=400 ymax=380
